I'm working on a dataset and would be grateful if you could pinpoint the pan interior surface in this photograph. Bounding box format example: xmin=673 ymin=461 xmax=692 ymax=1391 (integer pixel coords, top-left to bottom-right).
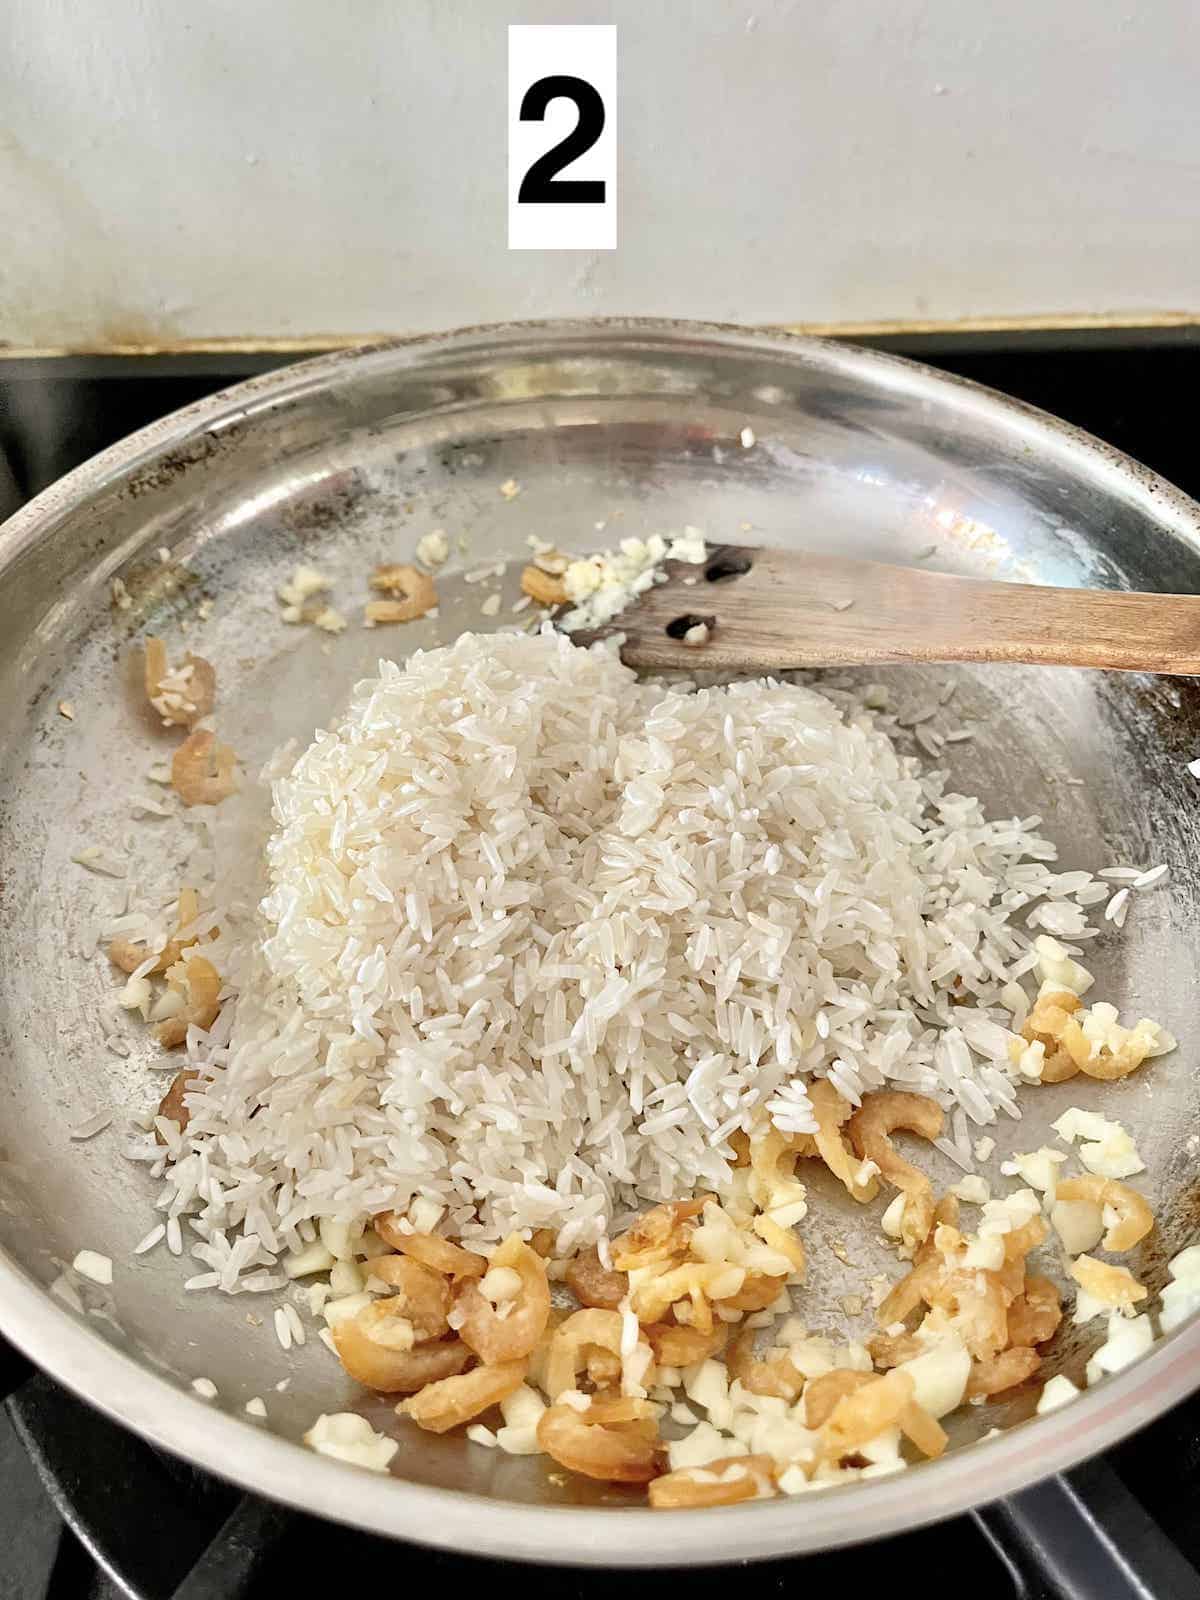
xmin=0 ymin=322 xmax=1198 ymax=1558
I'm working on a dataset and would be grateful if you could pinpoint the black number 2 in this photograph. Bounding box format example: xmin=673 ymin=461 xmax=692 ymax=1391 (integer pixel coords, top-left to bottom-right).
xmin=518 ymin=75 xmax=606 ymax=204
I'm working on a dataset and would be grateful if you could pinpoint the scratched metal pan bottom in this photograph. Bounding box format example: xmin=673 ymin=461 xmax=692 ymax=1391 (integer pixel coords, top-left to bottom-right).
xmin=0 ymin=321 xmax=1198 ymax=1564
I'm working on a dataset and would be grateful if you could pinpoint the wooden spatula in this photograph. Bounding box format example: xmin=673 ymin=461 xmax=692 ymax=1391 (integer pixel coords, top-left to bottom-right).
xmin=571 ymin=545 xmax=1200 ymax=675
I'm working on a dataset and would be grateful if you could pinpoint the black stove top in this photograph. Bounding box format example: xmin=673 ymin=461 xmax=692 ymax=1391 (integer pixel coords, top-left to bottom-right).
xmin=3 ymin=338 xmax=1200 ymax=1600
xmin=6 ymin=1350 xmax=1200 ymax=1600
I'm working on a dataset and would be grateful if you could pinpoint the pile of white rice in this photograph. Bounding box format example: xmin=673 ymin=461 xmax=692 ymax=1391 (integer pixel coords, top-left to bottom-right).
xmin=133 ymin=628 xmax=1113 ymax=1286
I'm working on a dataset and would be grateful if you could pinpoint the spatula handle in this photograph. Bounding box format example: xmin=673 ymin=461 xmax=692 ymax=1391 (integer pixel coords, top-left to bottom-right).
xmin=610 ymin=547 xmax=1200 ymax=676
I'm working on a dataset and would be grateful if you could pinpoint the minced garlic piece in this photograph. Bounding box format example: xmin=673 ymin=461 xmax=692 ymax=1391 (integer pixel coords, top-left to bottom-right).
xmin=279 ymin=566 xmax=332 ymax=609
xmin=304 ymin=1413 xmax=398 ymax=1472
xmin=415 ymin=530 xmax=450 ymax=568
xmin=1053 ymin=1109 xmax=1144 ymax=1179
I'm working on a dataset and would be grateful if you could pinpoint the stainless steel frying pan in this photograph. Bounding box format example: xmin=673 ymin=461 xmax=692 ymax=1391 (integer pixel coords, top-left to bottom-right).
xmin=1 ymin=322 xmax=1199 ymax=1583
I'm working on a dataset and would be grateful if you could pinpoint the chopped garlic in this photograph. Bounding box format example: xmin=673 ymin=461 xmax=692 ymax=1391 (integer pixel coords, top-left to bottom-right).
xmin=857 ymin=1426 xmax=904 ymax=1467
xmin=329 ymin=1260 xmax=365 ymax=1297
xmin=480 ymin=1266 xmax=522 ymax=1306
xmin=318 ymin=1217 xmax=357 ymax=1261
xmin=190 ymin=1377 xmax=218 ymax=1400
xmin=72 ymin=1250 xmax=113 ymax=1286
xmin=1160 ymin=1244 xmax=1200 ymax=1333
xmin=898 ymin=1338 xmax=971 ymax=1418
xmin=304 ymin=1413 xmax=397 ymax=1472
xmin=1036 ymin=1374 xmax=1080 ymax=1414
xmin=1001 ymin=1148 xmax=1067 ymax=1201
xmin=977 ymin=1188 xmax=1040 ymax=1238
xmin=116 ymin=975 xmax=153 ymax=1016
xmin=784 ymin=1336 xmax=858 ymax=1379
xmin=1014 ymin=1039 xmax=1045 ymax=1081
xmin=684 ymin=1359 xmax=732 ymax=1429
xmin=880 ymin=1193 xmax=907 ymax=1239
xmin=408 ymin=1197 xmax=444 ymax=1234
xmin=322 ymin=1291 xmax=373 ymax=1327
xmin=1033 ymin=934 xmax=1094 ymax=996
xmin=500 ymin=1384 xmax=547 ymax=1431
xmin=495 ymin=1423 xmax=544 ymax=1455
xmin=671 ymin=526 xmax=707 ymax=564
xmin=559 ymin=531 xmax=708 ymax=632
xmin=738 ymin=1413 xmax=815 ymax=1467
xmin=1051 ymin=1199 xmax=1105 ymax=1256
xmin=494 ymin=1383 xmax=547 ymax=1454
xmin=1086 ymin=1312 xmax=1154 ymax=1384
xmin=950 ymin=1175 xmax=990 ymax=1205
xmin=148 ymin=987 xmax=185 ymax=1023
xmin=415 ymin=530 xmax=450 ymax=568
xmin=963 ymin=1234 xmax=1005 ymax=1271
xmin=284 ymin=1241 xmax=336 ymax=1279
xmin=764 ymin=1197 xmax=808 ymax=1230
xmin=278 ymin=566 xmax=331 ymax=607
xmin=245 ymin=1397 xmax=268 ymax=1418
xmin=1079 ymin=1003 xmax=1176 ymax=1065
xmin=668 ymin=1419 xmax=742 ymax=1471
xmin=1053 ymin=1109 xmax=1145 ymax=1179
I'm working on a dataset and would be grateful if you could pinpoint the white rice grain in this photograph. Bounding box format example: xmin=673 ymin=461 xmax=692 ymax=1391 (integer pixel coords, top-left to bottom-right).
xmin=69 ymin=1111 xmax=113 ymax=1141
xmin=135 ymin=629 xmax=1103 ymax=1276
xmin=1105 ymin=888 xmax=1130 ymax=924
xmin=1132 ymin=864 xmax=1168 ymax=889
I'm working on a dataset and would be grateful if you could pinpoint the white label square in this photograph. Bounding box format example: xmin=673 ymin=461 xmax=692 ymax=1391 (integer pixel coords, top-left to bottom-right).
xmin=508 ymin=25 xmax=616 ymax=251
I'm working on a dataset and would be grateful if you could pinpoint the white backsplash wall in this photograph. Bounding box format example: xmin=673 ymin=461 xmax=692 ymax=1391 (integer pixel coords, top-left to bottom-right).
xmin=3 ymin=0 xmax=1197 ymax=349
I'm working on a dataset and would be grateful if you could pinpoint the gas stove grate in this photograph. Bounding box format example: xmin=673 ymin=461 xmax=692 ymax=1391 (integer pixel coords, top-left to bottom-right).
xmin=6 ymin=1355 xmax=1200 ymax=1600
